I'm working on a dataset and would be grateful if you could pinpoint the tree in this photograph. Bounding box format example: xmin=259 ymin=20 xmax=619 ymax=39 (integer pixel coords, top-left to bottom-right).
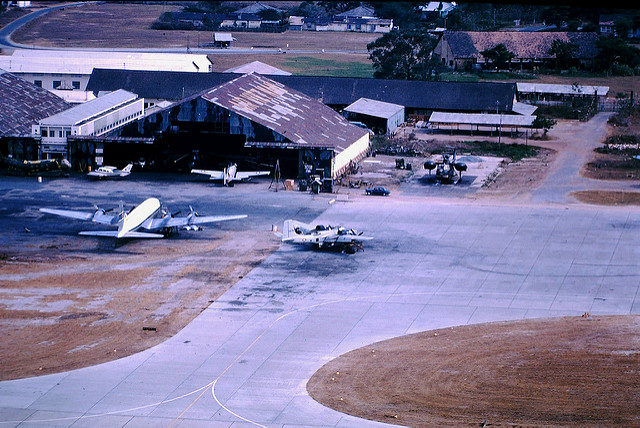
xmin=480 ymin=44 xmax=515 ymax=70
xmin=595 ymin=36 xmax=640 ymax=73
xmin=257 ymin=9 xmax=282 ymax=21
xmin=532 ymin=116 xmax=557 ymax=136
xmin=367 ymin=28 xmax=443 ymax=80
xmin=615 ymin=17 xmax=633 ymax=39
xmin=548 ymin=39 xmax=578 ymax=70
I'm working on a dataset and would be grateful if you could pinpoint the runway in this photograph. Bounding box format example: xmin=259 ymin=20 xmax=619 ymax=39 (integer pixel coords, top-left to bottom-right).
xmin=1 ymin=194 xmax=638 ymax=427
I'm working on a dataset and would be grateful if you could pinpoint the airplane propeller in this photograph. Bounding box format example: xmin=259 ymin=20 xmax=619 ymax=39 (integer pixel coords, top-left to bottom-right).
xmin=188 ymin=205 xmax=199 ymax=217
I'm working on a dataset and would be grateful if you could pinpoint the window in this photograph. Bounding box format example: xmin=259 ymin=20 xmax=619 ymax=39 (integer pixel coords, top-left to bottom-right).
xmin=53 ymin=80 xmax=61 ymax=89
xmin=41 ymin=129 xmax=48 ymax=137
xmin=72 ymin=81 xmax=80 ymax=89
xmin=34 ymin=80 xmax=42 ymax=87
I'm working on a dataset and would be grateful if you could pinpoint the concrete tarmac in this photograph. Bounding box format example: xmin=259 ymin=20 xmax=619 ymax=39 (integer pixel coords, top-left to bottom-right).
xmin=1 ymin=177 xmax=639 ymax=426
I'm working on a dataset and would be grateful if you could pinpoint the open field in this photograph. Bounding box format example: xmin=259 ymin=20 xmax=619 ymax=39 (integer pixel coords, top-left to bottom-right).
xmin=10 ymin=2 xmax=378 ymax=51
xmin=308 ymin=315 xmax=640 ymax=426
xmin=208 ymin=53 xmax=374 ymax=77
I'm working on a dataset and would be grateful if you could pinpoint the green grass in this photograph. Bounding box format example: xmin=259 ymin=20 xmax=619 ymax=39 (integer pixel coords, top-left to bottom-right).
xmin=460 ymin=141 xmax=540 ymax=161
xmin=281 ymin=56 xmax=374 ymax=78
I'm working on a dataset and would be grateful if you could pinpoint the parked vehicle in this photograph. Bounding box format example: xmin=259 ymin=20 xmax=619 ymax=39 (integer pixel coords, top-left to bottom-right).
xmin=365 ymin=186 xmax=390 ymax=196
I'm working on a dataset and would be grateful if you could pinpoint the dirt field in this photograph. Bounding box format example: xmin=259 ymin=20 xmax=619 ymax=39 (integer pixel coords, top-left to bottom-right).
xmin=0 ymin=230 xmax=279 ymax=380
xmin=308 ymin=315 xmax=640 ymax=426
xmin=10 ymin=3 xmax=378 ymax=51
xmin=571 ymin=190 xmax=640 ymax=206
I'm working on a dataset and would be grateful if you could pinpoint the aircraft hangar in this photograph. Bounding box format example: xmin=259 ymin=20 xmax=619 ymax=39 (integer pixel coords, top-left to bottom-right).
xmin=73 ymin=73 xmax=370 ymax=181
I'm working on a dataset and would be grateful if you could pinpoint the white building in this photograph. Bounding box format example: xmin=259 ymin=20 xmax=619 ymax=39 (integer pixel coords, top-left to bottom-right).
xmin=32 ymin=90 xmax=144 ymax=158
xmin=420 ymin=2 xmax=457 ymax=18
xmin=0 ymin=50 xmax=213 ymax=93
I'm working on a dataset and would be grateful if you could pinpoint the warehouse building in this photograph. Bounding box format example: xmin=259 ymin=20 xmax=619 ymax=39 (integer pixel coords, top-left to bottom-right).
xmin=77 ymin=73 xmax=369 ymax=180
xmin=343 ymin=98 xmax=405 ymax=134
xmin=86 ymin=69 xmax=518 ymax=116
xmin=0 ymin=50 xmax=213 ymax=97
xmin=32 ymin=90 xmax=144 ymax=159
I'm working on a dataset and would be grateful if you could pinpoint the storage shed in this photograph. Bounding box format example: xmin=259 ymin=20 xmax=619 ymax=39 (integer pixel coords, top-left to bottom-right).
xmin=343 ymin=98 xmax=404 ymax=134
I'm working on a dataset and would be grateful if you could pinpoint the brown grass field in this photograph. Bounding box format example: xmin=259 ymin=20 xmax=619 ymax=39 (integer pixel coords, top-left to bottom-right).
xmin=308 ymin=315 xmax=640 ymax=426
xmin=10 ymin=3 xmax=377 ymax=51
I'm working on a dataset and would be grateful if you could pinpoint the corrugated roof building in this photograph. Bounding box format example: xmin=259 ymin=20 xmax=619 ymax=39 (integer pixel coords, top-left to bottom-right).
xmin=224 ymin=61 xmax=291 ymax=76
xmin=201 ymin=73 xmax=369 ymax=177
xmin=343 ymin=98 xmax=405 ymax=134
xmin=0 ymin=69 xmax=70 ymax=137
xmin=86 ymin=69 xmax=517 ymax=114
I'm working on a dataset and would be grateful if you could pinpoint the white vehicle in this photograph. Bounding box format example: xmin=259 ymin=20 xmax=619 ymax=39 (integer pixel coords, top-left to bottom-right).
xmin=191 ymin=163 xmax=270 ymax=186
xmin=39 ymin=197 xmax=247 ymax=239
xmin=277 ymin=219 xmax=373 ymax=254
xmin=87 ymin=163 xmax=133 ymax=180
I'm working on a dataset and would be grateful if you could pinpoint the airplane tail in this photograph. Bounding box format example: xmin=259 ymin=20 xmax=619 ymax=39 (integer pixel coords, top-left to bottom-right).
xmin=122 ymin=163 xmax=133 ymax=173
xmin=281 ymin=219 xmax=309 ymax=241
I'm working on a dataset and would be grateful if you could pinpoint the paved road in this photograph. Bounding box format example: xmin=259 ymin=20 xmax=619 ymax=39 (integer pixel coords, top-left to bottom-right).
xmin=530 ymin=112 xmax=640 ymax=203
xmin=1 ymin=181 xmax=638 ymax=426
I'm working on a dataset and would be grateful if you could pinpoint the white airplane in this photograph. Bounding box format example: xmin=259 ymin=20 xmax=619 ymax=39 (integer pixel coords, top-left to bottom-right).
xmin=191 ymin=163 xmax=270 ymax=186
xmin=87 ymin=163 xmax=133 ymax=180
xmin=39 ymin=197 xmax=247 ymax=239
xmin=277 ymin=219 xmax=373 ymax=254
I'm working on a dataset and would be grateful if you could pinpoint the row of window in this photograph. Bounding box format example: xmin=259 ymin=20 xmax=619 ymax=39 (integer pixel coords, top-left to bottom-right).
xmin=95 ymin=111 xmax=143 ymax=135
xmin=41 ymin=128 xmax=67 ymax=138
xmin=33 ymin=80 xmax=81 ymax=90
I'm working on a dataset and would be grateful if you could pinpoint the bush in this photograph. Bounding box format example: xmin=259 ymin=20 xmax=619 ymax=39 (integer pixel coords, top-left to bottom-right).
xmin=605 ymin=135 xmax=639 ymax=145
xmin=608 ymin=63 xmax=635 ymax=76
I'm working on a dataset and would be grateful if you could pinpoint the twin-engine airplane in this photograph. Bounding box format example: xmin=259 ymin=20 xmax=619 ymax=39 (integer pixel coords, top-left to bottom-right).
xmin=277 ymin=220 xmax=373 ymax=254
xmin=39 ymin=197 xmax=247 ymax=239
xmin=191 ymin=163 xmax=270 ymax=186
xmin=87 ymin=163 xmax=133 ymax=180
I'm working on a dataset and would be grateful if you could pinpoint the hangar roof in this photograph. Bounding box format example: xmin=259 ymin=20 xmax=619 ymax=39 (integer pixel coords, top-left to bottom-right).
xmin=224 ymin=61 xmax=291 ymax=76
xmin=201 ymin=73 xmax=368 ymax=152
xmin=344 ymin=98 xmax=404 ymax=119
xmin=0 ymin=69 xmax=70 ymax=136
xmin=0 ymin=49 xmax=213 ymax=75
xmin=86 ymin=69 xmax=517 ymax=113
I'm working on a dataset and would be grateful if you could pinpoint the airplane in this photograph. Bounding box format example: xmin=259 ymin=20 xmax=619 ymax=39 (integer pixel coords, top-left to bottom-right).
xmin=39 ymin=197 xmax=247 ymax=239
xmin=87 ymin=163 xmax=133 ymax=180
xmin=191 ymin=163 xmax=270 ymax=186
xmin=277 ymin=219 xmax=373 ymax=254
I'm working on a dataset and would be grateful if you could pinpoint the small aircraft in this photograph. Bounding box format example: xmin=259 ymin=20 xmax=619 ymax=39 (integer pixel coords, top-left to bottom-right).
xmin=87 ymin=163 xmax=133 ymax=180
xmin=423 ymin=148 xmax=467 ymax=184
xmin=277 ymin=219 xmax=373 ymax=254
xmin=191 ymin=163 xmax=270 ymax=186
xmin=39 ymin=197 xmax=247 ymax=239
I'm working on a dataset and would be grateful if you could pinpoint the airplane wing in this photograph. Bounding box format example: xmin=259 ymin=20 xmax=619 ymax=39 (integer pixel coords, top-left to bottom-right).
xmin=79 ymin=231 xmax=164 ymax=238
xmin=40 ymin=208 xmax=117 ymax=225
xmin=191 ymin=169 xmax=224 ymax=180
xmin=40 ymin=208 xmax=93 ymax=221
xmin=234 ymin=171 xmax=271 ymax=180
xmin=144 ymin=214 xmax=247 ymax=229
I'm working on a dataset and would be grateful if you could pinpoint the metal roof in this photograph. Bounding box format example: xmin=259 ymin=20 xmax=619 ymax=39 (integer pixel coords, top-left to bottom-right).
xmin=201 ymin=73 xmax=368 ymax=153
xmin=39 ymin=89 xmax=138 ymax=126
xmin=516 ymin=82 xmax=609 ymax=96
xmin=0 ymin=49 xmax=213 ymax=75
xmin=86 ymin=69 xmax=517 ymax=113
xmin=511 ymin=101 xmax=538 ymax=116
xmin=213 ymin=32 xmax=234 ymax=42
xmin=0 ymin=70 xmax=70 ymax=136
xmin=429 ymin=111 xmax=535 ymax=127
xmin=344 ymin=97 xmax=404 ymax=119
xmin=224 ymin=61 xmax=291 ymax=76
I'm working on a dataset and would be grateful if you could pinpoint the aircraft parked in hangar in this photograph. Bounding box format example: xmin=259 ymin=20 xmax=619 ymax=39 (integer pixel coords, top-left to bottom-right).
xmin=87 ymin=163 xmax=133 ymax=180
xmin=191 ymin=163 xmax=270 ymax=186
xmin=39 ymin=197 xmax=247 ymax=239
xmin=277 ymin=219 xmax=373 ymax=254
